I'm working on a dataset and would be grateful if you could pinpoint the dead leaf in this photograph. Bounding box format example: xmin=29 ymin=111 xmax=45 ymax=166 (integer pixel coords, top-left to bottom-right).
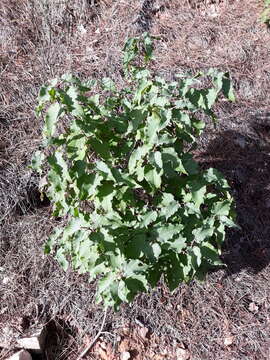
xmin=120 ymin=326 xmax=130 ymax=336
xmin=154 ymin=355 xmax=167 ymax=360
xmin=180 ymin=308 xmax=190 ymax=321
xmin=138 ymin=326 xmax=149 ymax=339
xmin=95 ymin=342 xmax=114 ymax=360
xmin=99 ymin=341 xmax=107 ymax=350
xmin=96 ymin=346 xmax=108 ymax=360
xmin=118 ymin=339 xmax=130 ymax=353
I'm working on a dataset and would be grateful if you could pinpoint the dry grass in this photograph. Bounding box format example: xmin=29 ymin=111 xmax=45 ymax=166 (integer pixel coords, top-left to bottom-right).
xmin=1 ymin=0 xmax=270 ymax=359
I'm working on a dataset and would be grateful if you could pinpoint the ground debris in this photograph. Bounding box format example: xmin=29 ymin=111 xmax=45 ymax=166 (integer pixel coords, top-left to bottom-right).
xmin=1 ymin=0 xmax=270 ymax=359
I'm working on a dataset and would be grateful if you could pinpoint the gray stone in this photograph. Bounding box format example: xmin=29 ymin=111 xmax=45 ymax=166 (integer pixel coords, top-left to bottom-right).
xmin=17 ymin=327 xmax=46 ymax=354
xmin=8 ymin=350 xmax=32 ymax=360
xmin=120 ymin=351 xmax=131 ymax=360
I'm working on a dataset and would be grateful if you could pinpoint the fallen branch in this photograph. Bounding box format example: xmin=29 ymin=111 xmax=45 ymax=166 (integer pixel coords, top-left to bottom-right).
xmin=76 ymin=308 xmax=108 ymax=360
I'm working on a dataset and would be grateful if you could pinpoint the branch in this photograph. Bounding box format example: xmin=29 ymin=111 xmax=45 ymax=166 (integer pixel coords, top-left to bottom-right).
xmin=76 ymin=308 xmax=108 ymax=360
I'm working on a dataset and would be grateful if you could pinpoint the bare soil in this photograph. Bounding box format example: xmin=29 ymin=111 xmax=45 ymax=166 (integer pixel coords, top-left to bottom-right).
xmin=1 ymin=1 xmax=270 ymax=359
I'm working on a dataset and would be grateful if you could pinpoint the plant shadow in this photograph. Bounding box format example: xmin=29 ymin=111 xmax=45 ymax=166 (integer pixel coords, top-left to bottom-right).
xmin=196 ymin=123 xmax=270 ymax=275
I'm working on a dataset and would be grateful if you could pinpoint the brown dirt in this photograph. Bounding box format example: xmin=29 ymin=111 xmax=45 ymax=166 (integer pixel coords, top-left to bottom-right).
xmin=1 ymin=1 xmax=270 ymax=359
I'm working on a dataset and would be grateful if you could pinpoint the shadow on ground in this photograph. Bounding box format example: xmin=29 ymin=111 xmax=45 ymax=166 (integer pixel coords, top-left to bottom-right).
xmin=198 ymin=121 xmax=270 ymax=275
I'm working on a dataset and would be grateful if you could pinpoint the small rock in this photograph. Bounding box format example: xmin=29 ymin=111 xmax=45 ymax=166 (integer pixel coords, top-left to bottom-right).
xmin=116 ymin=335 xmax=121 ymax=342
xmin=224 ymin=336 xmax=234 ymax=346
xmin=248 ymin=302 xmax=259 ymax=313
xmin=78 ymin=24 xmax=87 ymax=35
xmin=38 ymin=176 xmax=47 ymax=188
xmin=17 ymin=327 xmax=46 ymax=354
xmin=120 ymin=351 xmax=131 ymax=360
xmin=8 ymin=350 xmax=32 ymax=360
xmin=176 ymin=347 xmax=190 ymax=360
xmin=2 ymin=276 xmax=10 ymax=284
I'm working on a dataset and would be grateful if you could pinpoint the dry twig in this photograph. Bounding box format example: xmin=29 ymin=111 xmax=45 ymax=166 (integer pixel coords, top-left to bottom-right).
xmin=76 ymin=308 xmax=108 ymax=360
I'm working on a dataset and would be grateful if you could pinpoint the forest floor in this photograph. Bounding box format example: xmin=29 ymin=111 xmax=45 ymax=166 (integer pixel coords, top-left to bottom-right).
xmin=0 ymin=1 xmax=270 ymax=359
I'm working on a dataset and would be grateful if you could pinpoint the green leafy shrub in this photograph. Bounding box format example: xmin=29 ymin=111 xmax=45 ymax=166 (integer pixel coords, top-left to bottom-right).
xmin=31 ymin=33 xmax=236 ymax=309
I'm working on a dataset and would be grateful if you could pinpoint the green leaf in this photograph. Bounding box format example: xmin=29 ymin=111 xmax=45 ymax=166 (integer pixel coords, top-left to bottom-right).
xmin=127 ymin=109 xmax=147 ymax=134
xmin=88 ymin=138 xmax=111 ymax=160
xmin=153 ymin=151 xmax=163 ymax=169
xmin=212 ymin=200 xmax=231 ymax=216
xmin=101 ymin=77 xmax=116 ymax=92
xmin=201 ymin=242 xmax=223 ymax=266
xmin=203 ymin=168 xmax=229 ymax=189
xmin=96 ymin=181 xmax=116 ymax=212
xmin=162 ymin=147 xmax=186 ymax=175
xmin=154 ymin=225 xmax=180 ymax=243
xmin=126 ymin=233 xmax=152 ymax=260
xmin=43 ymin=102 xmax=61 ymax=138
xmin=144 ymin=165 xmax=162 ymax=189
xmin=139 ymin=211 xmax=158 ymax=227
xmin=221 ymin=73 xmax=235 ymax=102
xmin=44 ymin=228 xmax=63 ymax=254
xmin=206 ymin=88 xmax=218 ymax=109
xmin=188 ymin=179 xmax=206 ymax=208
xmin=152 ymin=243 xmax=162 ymax=259
xmin=123 ymin=37 xmax=139 ymax=70
xmin=181 ymin=153 xmax=199 ymax=175
xmin=159 ymin=193 xmax=179 ymax=220
xmin=192 ymin=220 xmax=215 ymax=243
xmin=96 ymin=161 xmax=114 ymax=179
xmin=96 ymin=272 xmax=117 ymax=304
xmin=124 ymin=276 xmax=148 ymax=302
xmin=191 ymin=246 xmax=202 ymax=268
xmin=167 ymin=235 xmax=186 ymax=252
xmin=128 ymin=145 xmax=150 ymax=174
xmin=134 ymin=69 xmax=151 ymax=79
xmin=30 ymin=151 xmax=45 ymax=174
xmin=55 ymin=248 xmax=69 ymax=271
xmin=65 ymin=86 xmax=84 ymax=116
xmin=77 ymin=173 xmax=102 ymax=200
xmin=142 ymin=31 xmax=154 ymax=62
xmin=150 ymin=96 xmax=169 ymax=107
xmin=146 ymin=113 xmax=160 ymax=143
xmin=134 ymin=79 xmax=152 ymax=104
xmin=164 ymin=252 xmax=185 ymax=291
xmin=37 ymin=78 xmax=58 ymax=106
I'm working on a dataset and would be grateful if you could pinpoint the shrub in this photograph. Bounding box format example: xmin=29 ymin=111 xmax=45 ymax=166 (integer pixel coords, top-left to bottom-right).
xmin=31 ymin=33 xmax=236 ymax=309
xmin=261 ymin=0 xmax=270 ymax=25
